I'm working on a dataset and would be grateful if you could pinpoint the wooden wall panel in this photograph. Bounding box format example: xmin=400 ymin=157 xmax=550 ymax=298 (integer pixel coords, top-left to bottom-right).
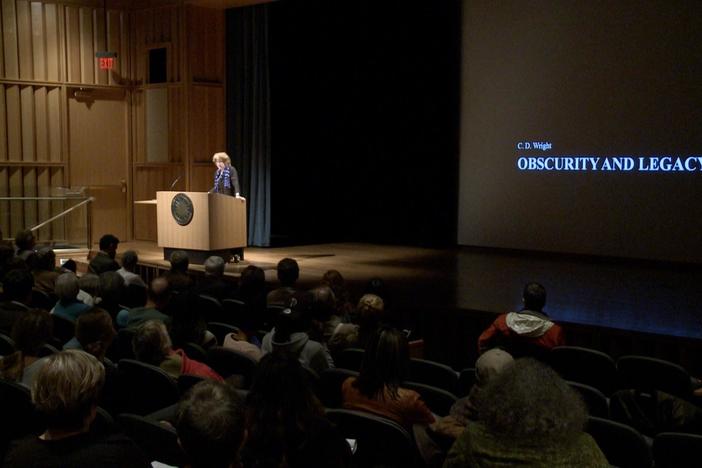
xmin=34 ymin=86 xmax=47 ymax=160
xmin=133 ymin=88 xmax=145 ymax=162
xmin=50 ymin=167 xmax=65 ymax=241
xmin=107 ymin=9 xmax=125 ymax=84
xmin=79 ymin=7 xmax=94 ymax=84
xmin=65 ymin=6 xmax=80 ymax=82
xmin=23 ymin=167 xmax=37 ymax=230
xmin=93 ymin=8 xmax=107 ymax=85
xmin=168 ymin=86 xmax=183 ymax=162
xmin=16 ymin=1 xmax=33 ymax=79
xmin=9 ymin=166 xmax=23 ymax=234
xmin=0 ymin=85 xmax=6 ymax=161
xmin=20 ymin=85 xmax=34 ymax=161
xmin=191 ymin=164 xmax=212 ymax=193
xmin=44 ymin=2 xmax=60 ymax=82
xmin=47 ymin=86 xmax=60 ymax=161
xmin=2 ymin=0 xmax=19 ymax=79
xmin=6 ymin=84 xmax=21 ymax=160
xmin=37 ymin=167 xmax=51 ymax=240
xmin=0 ymin=168 xmax=7 ymax=237
xmin=189 ymin=85 xmax=224 ymax=163
xmin=31 ymin=2 xmax=46 ymax=81
xmin=187 ymin=6 xmax=223 ymax=83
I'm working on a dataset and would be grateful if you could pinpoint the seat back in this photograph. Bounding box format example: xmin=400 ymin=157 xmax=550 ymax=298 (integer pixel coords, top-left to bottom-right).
xmin=335 ymin=348 xmax=365 ymax=371
xmin=326 ymin=408 xmax=423 ymax=468
xmin=221 ymin=298 xmax=250 ymax=328
xmin=0 ymin=333 xmax=15 ymax=356
xmin=403 ymin=381 xmax=458 ymax=417
xmin=117 ymin=359 xmax=180 ymax=415
xmin=177 ymin=374 xmax=207 ymax=394
xmin=567 ymin=381 xmax=609 ymax=418
xmin=181 ymin=342 xmax=207 ymax=362
xmin=51 ymin=314 xmax=76 ymax=345
xmin=0 ymin=379 xmax=43 ymax=452
xmin=117 ymin=413 xmax=185 ymax=466
xmin=653 ymin=432 xmax=702 ymax=468
xmin=617 ymin=355 xmax=693 ymax=399
xmin=30 ymin=288 xmax=56 ymax=310
xmin=107 ymin=327 xmax=136 ymax=362
xmin=206 ymin=346 xmax=257 ymax=388
xmin=207 ymin=322 xmax=241 ymax=345
xmin=318 ymin=368 xmax=359 ymax=408
xmin=408 ymin=358 xmax=459 ymax=395
xmin=197 ymin=294 xmax=224 ymax=323
xmin=548 ymin=346 xmax=617 ymax=395
xmin=585 ymin=416 xmax=652 ymax=468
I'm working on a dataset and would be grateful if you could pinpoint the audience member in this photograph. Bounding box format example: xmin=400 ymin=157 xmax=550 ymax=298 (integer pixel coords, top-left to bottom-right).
xmin=194 ymin=255 xmax=231 ymax=300
xmin=88 ymin=234 xmax=120 ymax=275
xmin=309 ymin=285 xmax=339 ymax=343
xmin=0 ymin=268 xmax=34 ymax=334
xmin=116 ymin=250 xmax=146 ymax=288
xmin=0 ymin=308 xmax=53 ymax=388
xmin=321 ymin=269 xmax=354 ymax=320
xmin=175 ymin=380 xmax=246 ymax=468
xmin=14 ymin=229 xmax=36 ymax=262
xmin=168 ymin=292 xmax=216 ymax=349
xmin=51 ymin=273 xmax=91 ymax=321
xmin=261 ymin=302 xmax=333 ymax=375
xmin=77 ymin=273 xmax=101 ymax=306
xmin=64 ymin=308 xmax=117 ymax=361
xmin=267 ymin=257 xmax=299 ymax=306
xmin=3 ymin=350 xmax=150 ymax=468
xmin=433 ymin=348 xmax=514 ymax=440
xmin=32 ymin=247 xmax=60 ymax=294
xmin=132 ymin=320 xmax=222 ymax=381
xmin=342 ymin=327 xmax=434 ymax=429
xmin=98 ymin=271 xmax=126 ymax=320
xmin=0 ymin=242 xmax=15 ymax=281
xmin=478 ymin=282 xmax=565 ymax=357
xmin=116 ymin=277 xmax=171 ymax=329
xmin=443 ymin=358 xmax=608 ymax=467
xmin=60 ymin=258 xmax=77 ymax=274
xmin=363 ymin=276 xmax=391 ymax=308
xmin=241 ymin=352 xmax=351 ymax=468
xmin=165 ymin=250 xmax=192 ymax=292
xmin=329 ymin=293 xmax=385 ymax=353
xmin=234 ymin=265 xmax=267 ymax=327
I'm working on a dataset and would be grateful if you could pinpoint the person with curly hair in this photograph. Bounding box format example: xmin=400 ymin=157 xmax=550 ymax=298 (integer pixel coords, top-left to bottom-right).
xmin=443 ymin=358 xmax=608 ymax=467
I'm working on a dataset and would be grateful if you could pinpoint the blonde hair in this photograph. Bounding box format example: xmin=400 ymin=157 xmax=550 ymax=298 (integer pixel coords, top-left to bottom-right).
xmin=32 ymin=350 xmax=105 ymax=431
xmin=212 ymin=152 xmax=231 ymax=166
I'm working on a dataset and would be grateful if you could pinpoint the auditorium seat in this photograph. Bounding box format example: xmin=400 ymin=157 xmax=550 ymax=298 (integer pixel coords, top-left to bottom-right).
xmin=0 ymin=333 xmax=15 ymax=356
xmin=617 ymin=355 xmax=694 ymax=399
xmin=408 ymin=358 xmax=459 ymax=395
xmin=181 ymin=342 xmax=207 ymax=362
xmin=403 ymin=381 xmax=457 ymax=417
xmin=221 ymin=298 xmax=249 ymax=327
xmin=326 ymin=408 xmax=423 ymax=468
xmin=197 ymin=294 xmax=224 ymax=323
xmin=318 ymin=368 xmax=359 ymax=408
xmin=0 ymin=378 xmax=43 ymax=454
xmin=117 ymin=413 xmax=185 ymax=466
xmin=652 ymin=432 xmax=702 ymax=468
xmin=30 ymin=288 xmax=56 ymax=310
xmin=548 ymin=346 xmax=618 ymax=395
xmin=207 ymin=322 xmax=241 ymax=345
xmin=117 ymin=359 xmax=180 ymax=415
xmin=205 ymin=346 xmax=257 ymax=388
xmin=567 ymin=381 xmax=609 ymax=418
xmin=585 ymin=416 xmax=652 ymax=468
xmin=334 ymin=348 xmax=365 ymax=372
xmin=51 ymin=314 xmax=76 ymax=345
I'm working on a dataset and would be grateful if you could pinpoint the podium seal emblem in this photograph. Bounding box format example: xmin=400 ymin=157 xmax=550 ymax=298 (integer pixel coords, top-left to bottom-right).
xmin=171 ymin=193 xmax=194 ymax=226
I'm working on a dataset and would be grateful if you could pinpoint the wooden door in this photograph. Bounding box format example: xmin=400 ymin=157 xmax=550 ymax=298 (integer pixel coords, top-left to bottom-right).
xmin=68 ymin=90 xmax=129 ymax=242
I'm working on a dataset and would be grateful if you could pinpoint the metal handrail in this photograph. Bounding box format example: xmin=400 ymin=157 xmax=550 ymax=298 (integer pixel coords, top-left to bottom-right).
xmin=2 ymin=195 xmax=94 ymax=249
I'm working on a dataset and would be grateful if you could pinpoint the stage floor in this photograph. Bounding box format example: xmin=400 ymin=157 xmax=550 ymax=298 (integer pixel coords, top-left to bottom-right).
xmin=97 ymin=241 xmax=702 ymax=341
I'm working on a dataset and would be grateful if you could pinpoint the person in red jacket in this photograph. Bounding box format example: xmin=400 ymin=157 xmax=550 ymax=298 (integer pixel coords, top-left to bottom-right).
xmin=132 ymin=320 xmax=223 ymax=381
xmin=478 ymin=282 xmax=564 ymax=358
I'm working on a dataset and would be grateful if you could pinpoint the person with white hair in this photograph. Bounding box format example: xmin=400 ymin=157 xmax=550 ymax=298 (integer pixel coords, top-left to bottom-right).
xmin=52 ymin=273 xmax=91 ymax=321
xmin=194 ymin=256 xmax=231 ymax=300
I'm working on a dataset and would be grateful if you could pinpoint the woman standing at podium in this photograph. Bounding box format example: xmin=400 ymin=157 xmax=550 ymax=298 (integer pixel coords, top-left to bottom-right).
xmin=211 ymin=152 xmax=241 ymax=197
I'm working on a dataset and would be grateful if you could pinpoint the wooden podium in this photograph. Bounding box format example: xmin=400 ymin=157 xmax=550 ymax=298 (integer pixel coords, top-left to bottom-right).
xmin=156 ymin=191 xmax=247 ymax=263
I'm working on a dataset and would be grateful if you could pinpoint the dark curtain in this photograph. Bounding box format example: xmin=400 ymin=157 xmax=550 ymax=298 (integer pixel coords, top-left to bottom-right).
xmin=226 ymin=5 xmax=271 ymax=247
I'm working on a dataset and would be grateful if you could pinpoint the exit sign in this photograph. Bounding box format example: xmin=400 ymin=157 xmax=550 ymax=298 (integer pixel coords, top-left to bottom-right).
xmin=99 ymin=57 xmax=115 ymax=70
xmin=96 ymin=51 xmax=118 ymax=70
